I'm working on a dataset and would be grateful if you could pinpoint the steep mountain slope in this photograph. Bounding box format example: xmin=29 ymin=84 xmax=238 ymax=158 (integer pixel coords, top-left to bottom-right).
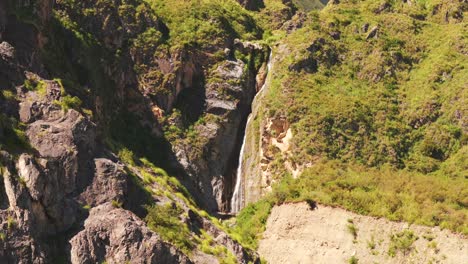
xmin=0 ymin=0 xmax=273 ymax=262
xmin=231 ymin=0 xmax=467 ymax=253
xmin=0 ymin=0 xmax=466 ymax=263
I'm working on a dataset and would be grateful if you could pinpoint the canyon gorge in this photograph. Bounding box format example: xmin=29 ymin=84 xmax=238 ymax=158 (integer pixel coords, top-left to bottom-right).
xmin=0 ymin=0 xmax=467 ymax=263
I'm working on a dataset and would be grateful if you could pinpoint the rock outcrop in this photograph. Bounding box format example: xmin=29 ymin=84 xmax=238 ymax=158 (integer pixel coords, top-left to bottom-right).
xmin=70 ymin=203 xmax=191 ymax=264
xmin=237 ymin=0 xmax=265 ymax=11
xmin=289 ymin=37 xmax=339 ymax=73
xmin=173 ymin=51 xmax=267 ymax=212
xmin=0 ymin=0 xmax=264 ymax=262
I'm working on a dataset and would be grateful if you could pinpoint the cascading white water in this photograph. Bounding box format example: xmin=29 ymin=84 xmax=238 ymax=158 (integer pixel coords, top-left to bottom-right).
xmin=231 ymin=51 xmax=273 ymax=214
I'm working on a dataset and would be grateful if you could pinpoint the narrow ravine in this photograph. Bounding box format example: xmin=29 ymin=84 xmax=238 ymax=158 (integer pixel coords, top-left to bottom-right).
xmin=231 ymin=51 xmax=273 ymax=214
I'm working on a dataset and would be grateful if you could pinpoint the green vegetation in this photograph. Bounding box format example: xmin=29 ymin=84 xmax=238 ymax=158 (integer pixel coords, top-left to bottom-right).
xmin=347 ymin=219 xmax=358 ymax=241
xmin=199 ymin=230 xmax=237 ymax=264
xmin=23 ymin=79 xmax=47 ymax=96
xmin=422 ymin=232 xmax=435 ymax=241
xmin=293 ymin=0 xmax=327 ymax=11
xmin=18 ymin=177 xmax=27 ymax=187
xmin=6 ymin=216 xmax=16 ymax=231
xmin=388 ymin=229 xmax=418 ymax=257
xmin=145 ymin=203 xmax=194 ymax=254
xmin=367 ymin=235 xmax=376 ymax=250
xmin=1 ymin=90 xmax=15 ymax=100
xmin=427 ymin=240 xmax=439 ymax=253
xmin=54 ymin=95 xmax=82 ymax=112
xmin=118 ymin=147 xmax=237 ymax=258
xmin=0 ymin=114 xmax=30 ymax=154
xmin=231 ymin=159 xmax=467 ymax=250
xmin=233 ymin=0 xmax=467 ymax=249
xmin=348 ymin=256 xmax=359 ymax=264
xmin=228 ymin=199 xmax=273 ymax=250
xmin=275 ymin=162 xmax=466 ymax=233
xmin=111 ymin=200 xmax=123 ymax=208
xmin=145 ymin=0 xmax=262 ymax=48
xmin=22 ymin=77 xmax=82 ymax=112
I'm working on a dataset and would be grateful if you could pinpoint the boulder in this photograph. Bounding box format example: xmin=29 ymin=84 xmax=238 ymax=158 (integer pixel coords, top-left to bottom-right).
xmin=70 ymin=203 xmax=192 ymax=264
xmin=79 ymin=159 xmax=128 ymax=207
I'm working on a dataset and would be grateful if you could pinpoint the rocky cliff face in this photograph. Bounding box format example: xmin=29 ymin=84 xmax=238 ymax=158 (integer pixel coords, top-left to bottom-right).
xmin=70 ymin=203 xmax=192 ymax=264
xmin=0 ymin=0 xmax=266 ymax=262
xmin=173 ymin=41 xmax=269 ymax=212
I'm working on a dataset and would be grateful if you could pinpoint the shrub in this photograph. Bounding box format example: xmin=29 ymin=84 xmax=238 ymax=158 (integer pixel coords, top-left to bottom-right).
xmin=229 ymin=199 xmax=273 ymax=250
xmin=347 ymin=219 xmax=358 ymax=240
xmin=7 ymin=216 xmax=16 ymax=230
xmin=388 ymin=230 xmax=418 ymax=257
xmin=111 ymin=200 xmax=123 ymax=208
xmin=428 ymin=241 xmax=438 ymax=252
xmin=367 ymin=235 xmax=376 ymax=250
xmin=18 ymin=177 xmax=27 ymax=187
xmin=118 ymin=148 xmax=135 ymax=166
xmin=1 ymin=90 xmax=15 ymax=100
xmin=23 ymin=79 xmax=47 ymax=95
xmin=0 ymin=114 xmax=31 ymax=153
xmin=145 ymin=203 xmax=194 ymax=254
xmin=348 ymin=256 xmax=359 ymax=264
xmin=268 ymin=161 xmax=468 ymax=235
xmin=54 ymin=95 xmax=82 ymax=112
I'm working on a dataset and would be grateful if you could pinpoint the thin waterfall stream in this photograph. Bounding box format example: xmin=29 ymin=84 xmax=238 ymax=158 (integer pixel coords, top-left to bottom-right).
xmin=231 ymin=51 xmax=273 ymax=214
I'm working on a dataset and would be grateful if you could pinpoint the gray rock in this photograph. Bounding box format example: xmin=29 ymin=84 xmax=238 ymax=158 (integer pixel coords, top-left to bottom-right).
xmin=173 ymin=57 xmax=261 ymax=212
xmin=366 ymin=26 xmax=379 ymax=40
xmin=374 ymin=2 xmax=391 ymax=14
xmin=15 ymin=153 xmax=77 ymax=234
xmin=70 ymin=203 xmax=192 ymax=264
xmin=281 ymin=12 xmax=307 ymax=33
xmin=27 ymin=109 xmax=95 ymax=160
xmin=188 ymin=210 xmax=260 ymax=264
xmin=361 ymin=23 xmax=370 ymax=33
xmin=19 ymin=77 xmax=63 ymax=124
xmin=79 ymin=158 xmax=128 ymax=207
xmin=0 ymin=42 xmax=15 ymax=59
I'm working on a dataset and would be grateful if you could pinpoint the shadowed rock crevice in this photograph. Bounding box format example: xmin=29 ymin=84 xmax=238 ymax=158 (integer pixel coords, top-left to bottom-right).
xmin=174 ymin=73 xmax=206 ymax=128
xmin=237 ymin=0 xmax=265 ymax=11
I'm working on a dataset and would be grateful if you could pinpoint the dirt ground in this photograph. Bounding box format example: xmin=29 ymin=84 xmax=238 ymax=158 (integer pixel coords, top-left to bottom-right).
xmin=258 ymin=202 xmax=467 ymax=264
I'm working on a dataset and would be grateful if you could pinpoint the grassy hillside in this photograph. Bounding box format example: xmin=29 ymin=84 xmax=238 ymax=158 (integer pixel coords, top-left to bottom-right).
xmin=293 ymin=0 xmax=327 ymax=11
xmin=267 ymin=0 xmax=466 ymax=172
xmin=231 ymin=0 xmax=467 ymax=249
xmin=145 ymin=0 xmax=262 ymax=47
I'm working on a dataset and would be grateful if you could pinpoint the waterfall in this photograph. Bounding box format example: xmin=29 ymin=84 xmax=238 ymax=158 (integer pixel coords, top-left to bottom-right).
xmin=231 ymin=51 xmax=273 ymax=214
